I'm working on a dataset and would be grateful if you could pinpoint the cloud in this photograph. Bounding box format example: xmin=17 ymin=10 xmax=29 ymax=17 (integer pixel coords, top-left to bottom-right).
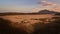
xmin=39 ymin=0 xmax=56 ymax=6
xmin=32 ymin=0 xmax=60 ymax=12
xmin=50 ymin=6 xmax=60 ymax=12
xmin=40 ymin=1 xmax=60 ymax=12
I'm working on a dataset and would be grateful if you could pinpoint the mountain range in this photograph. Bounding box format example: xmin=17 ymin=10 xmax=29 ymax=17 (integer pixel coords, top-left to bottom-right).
xmin=0 ymin=10 xmax=60 ymax=16
xmin=38 ymin=10 xmax=60 ymax=14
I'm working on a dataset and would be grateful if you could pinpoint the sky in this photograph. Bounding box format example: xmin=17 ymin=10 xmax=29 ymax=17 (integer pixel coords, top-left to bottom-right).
xmin=0 ymin=0 xmax=60 ymax=13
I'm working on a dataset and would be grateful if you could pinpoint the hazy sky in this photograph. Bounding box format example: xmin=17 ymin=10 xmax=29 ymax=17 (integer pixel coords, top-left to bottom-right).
xmin=0 ymin=0 xmax=60 ymax=13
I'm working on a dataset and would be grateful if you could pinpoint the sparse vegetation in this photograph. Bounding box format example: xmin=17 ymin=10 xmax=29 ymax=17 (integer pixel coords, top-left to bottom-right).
xmin=0 ymin=18 xmax=28 ymax=34
xmin=32 ymin=17 xmax=60 ymax=34
xmin=0 ymin=15 xmax=60 ymax=34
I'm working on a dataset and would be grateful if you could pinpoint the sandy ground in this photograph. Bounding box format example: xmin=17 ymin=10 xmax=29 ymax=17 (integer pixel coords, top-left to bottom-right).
xmin=0 ymin=14 xmax=53 ymax=23
xmin=0 ymin=14 xmax=55 ymax=33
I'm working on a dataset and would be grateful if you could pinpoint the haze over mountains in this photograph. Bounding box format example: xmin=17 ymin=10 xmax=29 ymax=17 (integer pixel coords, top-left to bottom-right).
xmin=0 ymin=10 xmax=60 ymax=15
xmin=38 ymin=10 xmax=60 ymax=14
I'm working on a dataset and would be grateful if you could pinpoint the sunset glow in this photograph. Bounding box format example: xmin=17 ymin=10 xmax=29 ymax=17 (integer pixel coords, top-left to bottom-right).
xmin=0 ymin=0 xmax=60 ymax=12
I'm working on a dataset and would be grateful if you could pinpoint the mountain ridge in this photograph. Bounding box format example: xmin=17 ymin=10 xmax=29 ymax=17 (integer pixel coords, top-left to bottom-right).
xmin=38 ymin=9 xmax=60 ymax=14
xmin=0 ymin=10 xmax=60 ymax=16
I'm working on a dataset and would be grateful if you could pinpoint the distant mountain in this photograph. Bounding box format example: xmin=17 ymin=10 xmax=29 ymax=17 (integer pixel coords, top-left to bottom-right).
xmin=0 ymin=9 xmax=60 ymax=16
xmin=38 ymin=10 xmax=60 ymax=14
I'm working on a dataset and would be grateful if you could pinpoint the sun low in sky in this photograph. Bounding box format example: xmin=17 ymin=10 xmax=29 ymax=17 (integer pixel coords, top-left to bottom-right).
xmin=0 ymin=0 xmax=60 ymax=13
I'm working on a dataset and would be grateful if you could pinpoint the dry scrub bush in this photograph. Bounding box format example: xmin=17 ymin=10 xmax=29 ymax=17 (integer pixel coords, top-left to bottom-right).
xmin=0 ymin=17 xmax=60 ymax=34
